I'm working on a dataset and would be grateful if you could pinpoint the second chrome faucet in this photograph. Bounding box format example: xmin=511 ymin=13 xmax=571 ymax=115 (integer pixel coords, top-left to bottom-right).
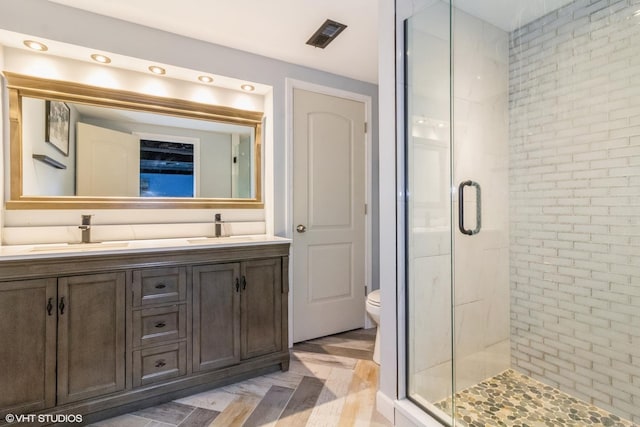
xmin=79 ymin=214 xmax=93 ymax=243
xmin=214 ymin=213 xmax=225 ymax=238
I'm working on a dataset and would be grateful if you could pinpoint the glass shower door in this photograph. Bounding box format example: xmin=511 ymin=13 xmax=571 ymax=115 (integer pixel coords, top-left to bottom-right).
xmin=405 ymin=1 xmax=510 ymax=424
xmin=408 ymin=1 xmax=640 ymax=425
xmin=447 ymin=2 xmax=511 ymax=419
xmin=405 ymin=1 xmax=455 ymax=423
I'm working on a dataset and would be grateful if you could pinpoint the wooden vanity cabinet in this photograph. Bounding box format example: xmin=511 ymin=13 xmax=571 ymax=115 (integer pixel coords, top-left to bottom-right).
xmin=131 ymin=266 xmax=188 ymax=387
xmin=57 ymin=273 xmax=126 ymax=404
xmin=0 ymin=278 xmax=56 ymax=418
xmin=193 ymin=263 xmax=241 ymax=372
xmin=193 ymin=258 xmax=284 ymax=371
xmin=0 ymin=272 xmax=126 ymax=416
xmin=0 ymin=242 xmax=289 ymax=425
xmin=241 ymin=258 xmax=283 ymax=360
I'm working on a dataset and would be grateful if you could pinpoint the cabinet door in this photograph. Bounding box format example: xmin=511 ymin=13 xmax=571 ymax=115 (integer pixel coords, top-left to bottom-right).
xmin=57 ymin=272 xmax=126 ymax=404
xmin=0 ymin=278 xmax=56 ymax=417
xmin=193 ymin=264 xmax=241 ymax=371
xmin=241 ymin=259 xmax=282 ymax=360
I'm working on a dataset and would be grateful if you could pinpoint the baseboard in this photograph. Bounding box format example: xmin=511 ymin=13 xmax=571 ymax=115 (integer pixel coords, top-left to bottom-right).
xmin=394 ymin=398 xmax=445 ymax=427
xmin=376 ymin=390 xmax=396 ymax=424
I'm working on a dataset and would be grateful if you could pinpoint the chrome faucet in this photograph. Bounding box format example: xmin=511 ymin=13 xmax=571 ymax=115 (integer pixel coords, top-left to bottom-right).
xmin=214 ymin=213 xmax=224 ymax=238
xmin=79 ymin=215 xmax=93 ymax=243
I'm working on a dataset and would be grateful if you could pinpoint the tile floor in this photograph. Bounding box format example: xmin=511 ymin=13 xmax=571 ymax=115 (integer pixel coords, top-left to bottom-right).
xmin=435 ymin=369 xmax=635 ymax=427
xmin=90 ymin=328 xmax=391 ymax=427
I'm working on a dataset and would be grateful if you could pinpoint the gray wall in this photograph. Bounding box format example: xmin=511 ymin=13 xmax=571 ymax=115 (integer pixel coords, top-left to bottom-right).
xmin=0 ymin=0 xmax=380 ymax=289
xmin=509 ymin=0 xmax=640 ymax=422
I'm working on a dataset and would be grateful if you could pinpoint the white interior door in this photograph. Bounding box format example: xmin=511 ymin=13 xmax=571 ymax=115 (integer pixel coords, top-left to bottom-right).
xmin=76 ymin=122 xmax=140 ymax=196
xmin=292 ymin=88 xmax=366 ymax=342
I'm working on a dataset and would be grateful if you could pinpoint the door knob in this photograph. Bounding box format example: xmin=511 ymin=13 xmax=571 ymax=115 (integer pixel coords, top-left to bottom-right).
xmin=296 ymin=224 xmax=307 ymax=233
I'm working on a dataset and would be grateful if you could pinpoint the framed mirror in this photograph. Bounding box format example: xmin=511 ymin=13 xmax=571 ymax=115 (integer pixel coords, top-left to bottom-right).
xmin=4 ymin=72 xmax=264 ymax=209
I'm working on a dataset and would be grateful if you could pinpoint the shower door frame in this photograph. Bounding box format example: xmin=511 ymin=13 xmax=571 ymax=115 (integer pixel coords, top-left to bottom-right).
xmin=377 ymin=0 xmax=458 ymax=425
xmin=401 ymin=1 xmax=457 ymax=425
xmin=397 ymin=0 xmax=516 ymax=423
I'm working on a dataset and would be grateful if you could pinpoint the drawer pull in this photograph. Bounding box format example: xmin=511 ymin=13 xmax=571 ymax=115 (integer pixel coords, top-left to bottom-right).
xmin=155 ymin=283 xmax=167 ymax=289
xmin=155 ymin=359 xmax=166 ymax=368
xmin=155 ymin=321 xmax=166 ymax=328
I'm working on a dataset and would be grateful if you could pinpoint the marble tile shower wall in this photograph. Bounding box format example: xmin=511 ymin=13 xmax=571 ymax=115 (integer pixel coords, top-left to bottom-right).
xmin=451 ymin=8 xmax=511 ymax=392
xmin=407 ymin=3 xmax=511 ymax=404
xmin=509 ymin=0 xmax=640 ymax=422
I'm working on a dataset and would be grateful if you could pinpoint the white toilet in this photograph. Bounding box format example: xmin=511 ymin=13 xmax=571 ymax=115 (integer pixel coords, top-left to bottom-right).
xmin=366 ymin=289 xmax=381 ymax=364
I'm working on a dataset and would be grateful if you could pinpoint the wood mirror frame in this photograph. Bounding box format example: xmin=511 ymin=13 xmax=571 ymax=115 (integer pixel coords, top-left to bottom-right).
xmin=4 ymin=72 xmax=264 ymax=209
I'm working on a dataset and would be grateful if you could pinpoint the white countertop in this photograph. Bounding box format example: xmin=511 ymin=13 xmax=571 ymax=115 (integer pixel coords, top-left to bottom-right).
xmin=0 ymin=235 xmax=291 ymax=261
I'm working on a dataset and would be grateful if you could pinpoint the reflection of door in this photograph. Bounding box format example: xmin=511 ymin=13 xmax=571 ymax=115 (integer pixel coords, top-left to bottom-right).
xmin=76 ymin=123 xmax=140 ymax=196
xmin=292 ymin=88 xmax=366 ymax=342
xmin=231 ymin=133 xmax=252 ymax=198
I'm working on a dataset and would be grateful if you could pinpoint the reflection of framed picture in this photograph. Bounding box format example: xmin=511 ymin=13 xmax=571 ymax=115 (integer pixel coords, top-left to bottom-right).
xmin=45 ymin=100 xmax=70 ymax=156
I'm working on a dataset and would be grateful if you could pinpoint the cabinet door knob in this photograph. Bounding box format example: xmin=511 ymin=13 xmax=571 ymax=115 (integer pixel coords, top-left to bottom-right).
xmin=242 ymin=276 xmax=247 ymax=290
xmin=155 ymin=283 xmax=166 ymax=289
xmin=46 ymin=298 xmax=53 ymax=316
xmin=155 ymin=359 xmax=166 ymax=368
xmin=155 ymin=321 xmax=166 ymax=328
xmin=235 ymin=278 xmax=240 ymax=292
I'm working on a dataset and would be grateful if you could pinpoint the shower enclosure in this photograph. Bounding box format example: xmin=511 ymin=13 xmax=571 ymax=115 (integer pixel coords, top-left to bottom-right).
xmin=404 ymin=0 xmax=640 ymax=425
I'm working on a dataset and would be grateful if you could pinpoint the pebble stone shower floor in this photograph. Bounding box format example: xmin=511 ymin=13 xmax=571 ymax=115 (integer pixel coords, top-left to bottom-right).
xmin=435 ymin=370 xmax=636 ymax=427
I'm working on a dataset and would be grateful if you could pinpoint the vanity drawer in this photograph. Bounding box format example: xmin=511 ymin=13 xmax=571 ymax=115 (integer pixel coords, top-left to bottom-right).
xmin=133 ymin=342 xmax=187 ymax=387
xmin=133 ymin=305 xmax=186 ymax=348
xmin=132 ymin=267 xmax=186 ymax=306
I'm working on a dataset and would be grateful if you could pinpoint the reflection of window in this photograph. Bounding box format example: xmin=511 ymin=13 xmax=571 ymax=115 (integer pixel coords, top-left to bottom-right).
xmin=140 ymin=140 xmax=194 ymax=197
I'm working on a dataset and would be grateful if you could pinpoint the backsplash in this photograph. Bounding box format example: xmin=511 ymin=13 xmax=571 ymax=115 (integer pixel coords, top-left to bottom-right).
xmin=2 ymin=209 xmax=266 ymax=245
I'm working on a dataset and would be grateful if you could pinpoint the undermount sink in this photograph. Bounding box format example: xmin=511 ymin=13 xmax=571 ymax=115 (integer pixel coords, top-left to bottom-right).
xmin=29 ymin=241 xmax=130 ymax=252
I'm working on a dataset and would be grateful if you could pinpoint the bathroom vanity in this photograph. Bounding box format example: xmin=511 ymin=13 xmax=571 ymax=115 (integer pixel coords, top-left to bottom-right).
xmin=0 ymin=66 xmax=286 ymax=425
xmin=0 ymin=237 xmax=290 ymax=424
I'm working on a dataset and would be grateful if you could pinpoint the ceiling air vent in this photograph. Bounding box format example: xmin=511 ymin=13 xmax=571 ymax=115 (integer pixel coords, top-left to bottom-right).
xmin=306 ymin=19 xmax=347 ymax=49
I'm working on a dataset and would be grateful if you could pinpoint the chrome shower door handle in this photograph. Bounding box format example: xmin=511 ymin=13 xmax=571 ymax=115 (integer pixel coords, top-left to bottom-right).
xmin=296 ymin=224 xmax=307 ymax=233
xmin=458 ymin=180 xmax=481 ymax=236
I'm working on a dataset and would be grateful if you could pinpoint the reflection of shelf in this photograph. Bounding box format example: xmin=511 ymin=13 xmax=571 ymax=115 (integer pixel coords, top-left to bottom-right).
xmin=32 ymin=154 xmax=66 ymax=169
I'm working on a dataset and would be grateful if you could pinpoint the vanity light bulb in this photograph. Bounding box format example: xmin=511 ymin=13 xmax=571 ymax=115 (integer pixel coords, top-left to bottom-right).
xmin=198 ymin=75 xmax=214 ymax=83
xmin=241 ymin=84 xmax=255 ymax=92
xmin=91 ymin=54 xmax=111 ymax=64
xmin=24 ymin=40 xmax=48 ymax=51
xmin=148 ymin=66 xmax=166 ymax=75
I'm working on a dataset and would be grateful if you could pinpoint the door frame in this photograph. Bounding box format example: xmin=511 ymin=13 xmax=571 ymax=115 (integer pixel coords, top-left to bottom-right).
xmin=285 ymin=78 xmax=373 ymax=347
